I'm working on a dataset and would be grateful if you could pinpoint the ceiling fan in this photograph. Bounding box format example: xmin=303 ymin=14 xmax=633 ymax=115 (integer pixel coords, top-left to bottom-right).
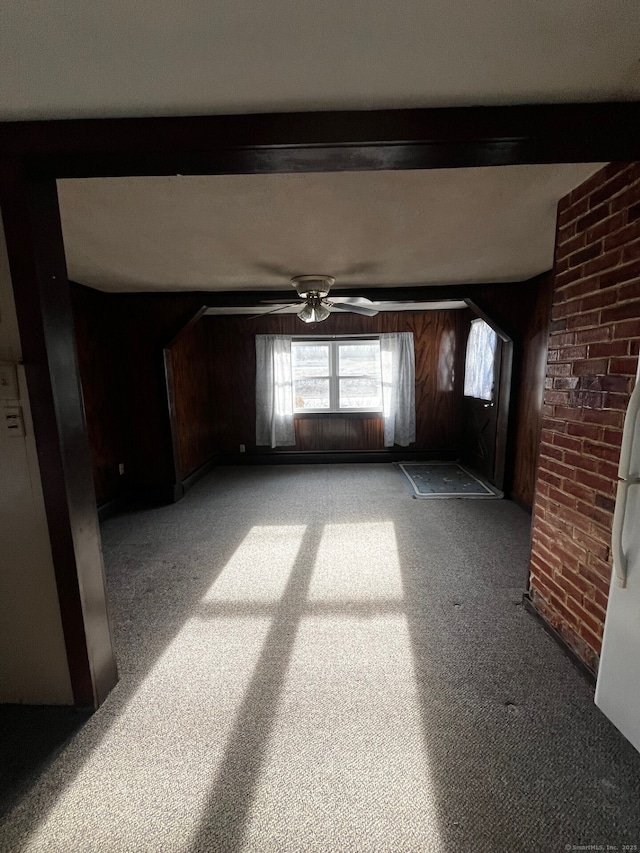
xmin=260 ymin=275 xmax=379 ymax=323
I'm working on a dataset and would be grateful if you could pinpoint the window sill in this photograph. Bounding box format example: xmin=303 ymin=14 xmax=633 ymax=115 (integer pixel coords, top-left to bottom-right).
xmin=294 ymin=412 xmax=383 ymax=419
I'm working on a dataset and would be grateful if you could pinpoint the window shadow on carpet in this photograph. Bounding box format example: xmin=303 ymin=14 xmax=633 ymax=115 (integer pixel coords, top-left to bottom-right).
xmin=0 ymin=706 xmax=91 ymax=820
xmin=188 ymin=524 xmax=323 ymax=851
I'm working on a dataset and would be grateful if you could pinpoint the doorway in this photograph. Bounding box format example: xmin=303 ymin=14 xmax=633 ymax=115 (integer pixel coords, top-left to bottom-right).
xmin=461 ymin=314 xmax=512 ymax=491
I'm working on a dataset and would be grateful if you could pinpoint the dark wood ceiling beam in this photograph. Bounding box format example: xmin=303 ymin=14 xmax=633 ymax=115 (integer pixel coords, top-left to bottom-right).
xmin=1 ymin=102 xmax=639 ymax=177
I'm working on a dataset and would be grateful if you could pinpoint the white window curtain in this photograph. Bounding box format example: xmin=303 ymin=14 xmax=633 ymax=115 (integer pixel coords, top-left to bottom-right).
xmin=464 ymin=319 xmax=497 ymax=401
xmin=255 ymin=335 xmax=296 ymax=448
xmin=380 ymin=332 xmax=416 ymax=447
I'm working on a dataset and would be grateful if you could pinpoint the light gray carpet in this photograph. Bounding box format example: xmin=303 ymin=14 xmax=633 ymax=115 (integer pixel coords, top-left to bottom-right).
xmin=1 ymin=464 xmax=640 ymax=852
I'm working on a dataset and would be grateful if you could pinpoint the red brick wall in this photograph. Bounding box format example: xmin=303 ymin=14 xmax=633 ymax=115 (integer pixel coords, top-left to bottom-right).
xmin=529 ymin=162 xmax=640 ymax=673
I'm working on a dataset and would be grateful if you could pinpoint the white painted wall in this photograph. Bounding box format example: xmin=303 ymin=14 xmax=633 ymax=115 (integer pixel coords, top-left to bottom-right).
xmin=0 ymin=215 xmax=73 ymax=704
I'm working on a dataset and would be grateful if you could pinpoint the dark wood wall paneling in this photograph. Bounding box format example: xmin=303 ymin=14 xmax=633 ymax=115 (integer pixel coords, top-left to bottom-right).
xmin=471 ymin=277 xmax=554 ymax=510
xmin=293 ymin=416 xmax=385 ymax=452
xmin=118 ymin=294 xmax=201 ymax=492
xmin=170 ymin=315 xmax=218 ymax=477
xmin=70 ymin=290 xmax=201 ymax=501
xmin=201 ymin=309 xmax=470 ymax=456
xmin=70 ymin=284 xmax=126 ymax=506
xmin=511 ymin=272 xmax=554 ymax=509
xmin=70 ymin=280 xmax=548 ymax=505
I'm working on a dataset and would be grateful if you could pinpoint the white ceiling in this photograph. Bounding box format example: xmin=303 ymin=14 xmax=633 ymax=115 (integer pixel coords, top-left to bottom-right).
xmin=58 ymin=164 xmax=603 ymax=293
xmin=6 ymin=2 xmax=627 ymax=293
xmin=1 ymin=1 xmax=639 ymax=120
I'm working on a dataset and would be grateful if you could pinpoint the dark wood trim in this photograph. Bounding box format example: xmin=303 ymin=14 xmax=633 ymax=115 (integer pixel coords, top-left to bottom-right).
xmin=522 ymin=593 xmax=596 ymax=686
xmin=163 ymin=348 xmax=183 ymax=486
xmin=181 ymin=455 xmax=221 ymax=495
xmin=510 ymin=495 xmax=534 ymax=515
xmin=1 ymin=103 xmax=640 ymax=178
xmin=219 ymin=449 xmax=458 ymax=465
xmin=0 ymin=166 xmax=118 ymax=708
xmin=493 ymin=339 xmax=513 ymax=493
xmin=164 ymin=305 xmax=207 ymax=349
xmin=162 ymin=304 xmax=208 ymax=491
xmin=96 ymin=494 xmax=129 ymax=523
xmin=465 ymin=297 xmax=514 ymax=342
xmin=125 ymin=483 xmax=183 ymax=506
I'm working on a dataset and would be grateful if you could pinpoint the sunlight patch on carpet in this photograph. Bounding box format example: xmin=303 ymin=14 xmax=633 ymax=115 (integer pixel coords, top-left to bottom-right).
xmin=308 ymin=521 xmax=404 ymax=602
xmin=23 ymin=616 xmax=274 ymax=853
xmin=247 ymin=617 xmax=442 ymax=850
xmin=245 ymin=515 xmax=443 ymax=850
xmin=202 ymin=525 xmax=307 ymax=602
xmin=22 ymin=525 xmax=308 ymax=853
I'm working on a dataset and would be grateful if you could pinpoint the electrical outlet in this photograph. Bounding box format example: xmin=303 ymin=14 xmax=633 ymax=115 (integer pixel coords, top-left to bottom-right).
xmin=118 ymin=462 xmax=125 ymax=475
xmin=239 ymin=444 xmax=246 ymax=453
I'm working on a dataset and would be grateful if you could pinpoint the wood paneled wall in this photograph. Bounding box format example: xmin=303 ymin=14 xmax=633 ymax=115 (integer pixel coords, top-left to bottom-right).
xmin=200 ymin=309 xmax=469 ymax=457
xmin=510 ymin=272 xmax=554 ymax=509
xmin=119 ymin=294 xmax=201 ymax=491
xmin=293 ymin=416 xmax=384 ymax=451
xmin=71 ymin=282 xmax=549 ymax=505
xmin=70 ymin=284 xmax=126 ymax=505
xmin=471 ymin=276 xmax=555 ymax=510
xmin=170 ymin=315 xmax=218 ymax=477
xmin=71 ymin=288 xmax=201 ymax=502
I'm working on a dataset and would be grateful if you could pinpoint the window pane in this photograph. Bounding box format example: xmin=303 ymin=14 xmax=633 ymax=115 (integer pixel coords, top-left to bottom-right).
xmin=338 ymin=343 xmax=380 ymax=376
xmin=292 ymin=345 xmax=330 ymax=377
xmin=339 ymin=377 xmax=382 ymax=410
xmin=294 ymin=378 xmax=330 ymax=409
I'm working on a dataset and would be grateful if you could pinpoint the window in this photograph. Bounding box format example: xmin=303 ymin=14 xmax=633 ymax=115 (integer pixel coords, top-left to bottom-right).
xmin=256 ymin=333 xmax=415 ymax=448
xmin=464 ymin=318 xmax=497 ymax=401
xmin=292 ymin=338 xmax=383 ymax=413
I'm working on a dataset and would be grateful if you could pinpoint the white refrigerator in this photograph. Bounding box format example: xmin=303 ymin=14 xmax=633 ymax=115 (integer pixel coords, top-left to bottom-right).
xmin=594 ymin=360 xmax=640 ymax=754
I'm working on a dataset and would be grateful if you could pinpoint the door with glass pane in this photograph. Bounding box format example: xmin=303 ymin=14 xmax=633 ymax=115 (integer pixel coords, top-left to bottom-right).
xmin=462 ymin=318 xmax=502 ymax=483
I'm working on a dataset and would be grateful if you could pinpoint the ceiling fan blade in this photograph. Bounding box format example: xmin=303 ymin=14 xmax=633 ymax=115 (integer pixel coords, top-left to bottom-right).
xmin=245 ymin=303 xmax=297 ymax=319
xmin=329 ymin=301 xmax=379 ymax=317
xmin=329 ymin=296 xmax=376 ymax=306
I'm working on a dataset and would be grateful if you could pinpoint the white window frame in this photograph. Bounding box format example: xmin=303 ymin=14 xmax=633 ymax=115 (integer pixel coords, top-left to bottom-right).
xmin=292 ymin=337 xmax=383 ymax=415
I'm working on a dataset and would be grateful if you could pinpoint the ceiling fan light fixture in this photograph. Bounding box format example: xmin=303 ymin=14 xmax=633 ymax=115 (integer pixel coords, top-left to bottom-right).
xmin=297 ymin=303 xmax=315 ymax=323
xmin=314 ymin=303 xmax=331 ymax=322
xmin=298 ymin=301 xmax=331 ymax=324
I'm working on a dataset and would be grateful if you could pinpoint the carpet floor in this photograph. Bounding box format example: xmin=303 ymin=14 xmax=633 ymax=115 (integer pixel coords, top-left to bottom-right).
xmin=1 ymin=464 xmax=640 ymax=853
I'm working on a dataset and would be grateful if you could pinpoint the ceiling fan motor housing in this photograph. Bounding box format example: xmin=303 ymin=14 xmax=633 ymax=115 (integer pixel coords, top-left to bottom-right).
xmin=291 ymin=274 xmax=335 ymax=299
